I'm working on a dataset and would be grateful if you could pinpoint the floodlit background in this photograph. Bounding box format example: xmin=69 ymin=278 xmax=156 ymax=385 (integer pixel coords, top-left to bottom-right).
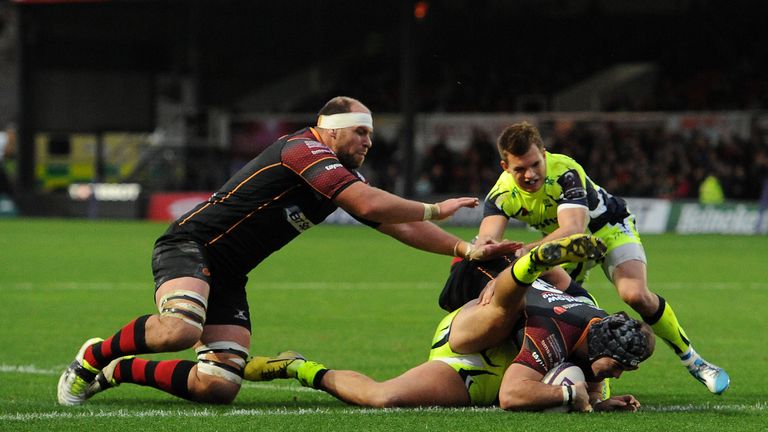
xmin=0 ymin=2 xmax=766 ymax=430
xmin=0 ymin=0 xmax=765 ymax=232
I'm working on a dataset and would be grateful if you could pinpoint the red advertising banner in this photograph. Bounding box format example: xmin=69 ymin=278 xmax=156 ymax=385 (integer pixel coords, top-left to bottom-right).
xmin=147 ymin=192 xmax=212 ymax=221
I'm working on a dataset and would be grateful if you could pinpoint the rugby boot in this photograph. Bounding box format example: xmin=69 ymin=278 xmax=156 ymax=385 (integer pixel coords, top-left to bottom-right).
xmin=57 ymin=338 xmax=103 ymax=406
xmin=244 ymin=351 xmax=305 ymax=381
xmin=531 ymin=234 xmax=607 ymax=266
xmin=687 ymin=357 xmax=730 ymax=395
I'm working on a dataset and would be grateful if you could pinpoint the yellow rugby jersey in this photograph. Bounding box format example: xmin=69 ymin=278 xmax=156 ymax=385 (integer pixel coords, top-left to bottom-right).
xmin=483 ymin=152 xmax=629 ymax=235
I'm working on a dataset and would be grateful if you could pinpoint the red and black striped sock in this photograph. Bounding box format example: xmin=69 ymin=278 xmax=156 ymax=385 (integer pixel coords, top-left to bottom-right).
xmin=113 ymin=358 xmax=196 ymax=400
xmin=83 ymin=315 xmax=152 ymax=370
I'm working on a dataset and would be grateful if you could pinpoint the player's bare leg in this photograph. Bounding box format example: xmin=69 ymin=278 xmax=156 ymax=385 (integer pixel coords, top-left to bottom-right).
xmin=246 ymin=353 xmax=469 ymax=407
xmin=449 ymin=234 xmax=606 ymax=353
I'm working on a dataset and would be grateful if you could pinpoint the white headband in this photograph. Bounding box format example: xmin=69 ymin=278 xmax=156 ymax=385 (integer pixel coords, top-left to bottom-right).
xmin=317 ymin=112 xmax=373 ymax=130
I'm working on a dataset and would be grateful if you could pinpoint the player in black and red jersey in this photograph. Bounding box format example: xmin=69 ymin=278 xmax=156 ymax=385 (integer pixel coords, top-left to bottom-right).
xmin=57 ymin=96 xmax=520 ymax=406
xmin=245 ymin=234 xmax=654 ymax=412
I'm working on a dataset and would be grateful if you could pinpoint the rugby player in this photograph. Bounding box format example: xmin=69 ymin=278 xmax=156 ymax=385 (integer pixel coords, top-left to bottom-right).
xmin=245 ymin=234 xmax=654 ymax=412
xmin=477 ymin=121 xmax=728 ymax=394
xmin=57 ymin=96 xmax=518 ymax=406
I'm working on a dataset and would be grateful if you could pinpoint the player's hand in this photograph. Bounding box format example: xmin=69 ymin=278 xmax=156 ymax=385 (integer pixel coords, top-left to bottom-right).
xmin=572 ymin=382 xmax=593 ymax=413
xmin=433 ymin=197 xmax=479 ymax=220
xmin=466 ymin=240 xmax=524 ymax=261
xmin=476 ymin=279 xmax=496 ymax=305
xmin=514 ymin=244 xmax=531 ymax=258
xmin=593 ymin=395 xmax=641 ymax=412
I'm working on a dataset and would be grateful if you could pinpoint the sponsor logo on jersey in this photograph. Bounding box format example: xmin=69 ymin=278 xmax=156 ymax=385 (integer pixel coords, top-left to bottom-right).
xmin=304 ymin=140 xmax=327 ymax=149
xmin=325 ymin=163 xmax=344 ymax=171
xmin=285 ymin=205 xmax=315 ymax=232
xmin=541 ymin=292 xmax=578 ymax=303
xmin=554 ymin=306 xmax=567 ymax=315
xmin=311 ymin=148 xmax=335 ymax=155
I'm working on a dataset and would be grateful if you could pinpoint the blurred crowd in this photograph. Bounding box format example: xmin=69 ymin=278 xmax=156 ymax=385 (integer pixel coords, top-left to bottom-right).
xmin=366 ymin=123 xmax=768 ymax=202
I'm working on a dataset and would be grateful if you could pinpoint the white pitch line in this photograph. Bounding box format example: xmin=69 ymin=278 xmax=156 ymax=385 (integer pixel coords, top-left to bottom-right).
xmin=1 ymin=364 xmax=764 ymax=419
xmin=2 ymin=403 xmax=766 ymax=422
xmin=0 ymin=364 xmax=60 ymax=375
xmin=643 ymin=402 xmax=767 ymax=412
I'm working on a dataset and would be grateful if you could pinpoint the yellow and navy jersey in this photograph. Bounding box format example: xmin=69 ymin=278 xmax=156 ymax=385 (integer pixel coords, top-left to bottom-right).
xmin=158 ymin=127 xmax=366 ymax=275
xmin=483 ymin=151 xmax=630 ymax=235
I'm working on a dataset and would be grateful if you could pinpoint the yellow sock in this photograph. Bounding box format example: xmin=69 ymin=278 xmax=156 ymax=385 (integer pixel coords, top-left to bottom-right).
xmin=647 ymin=296 xmax=691 ymax=356
xmin=296 ymin=361 xmax=329 ymax=388
xmin=512 ymin=252 xmax=543 ymax=285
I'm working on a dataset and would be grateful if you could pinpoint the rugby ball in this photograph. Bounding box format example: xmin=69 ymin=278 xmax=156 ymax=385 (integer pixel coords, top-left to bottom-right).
xmin=541 ymin=362 xmax=586 ymax=413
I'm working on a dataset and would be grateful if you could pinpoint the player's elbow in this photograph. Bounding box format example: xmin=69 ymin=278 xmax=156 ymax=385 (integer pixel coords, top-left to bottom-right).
xmin=498 ymin=389 xmax=530 ymax=411
xmin=348 ymin=200 xmax=383 ymax=221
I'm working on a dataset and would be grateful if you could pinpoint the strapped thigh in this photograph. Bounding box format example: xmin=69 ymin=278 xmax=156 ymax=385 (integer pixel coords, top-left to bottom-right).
xmin=196 ymin=341 xmax=249 ymax=385
xmin=158 ymin=290 xmax=208 ymax=331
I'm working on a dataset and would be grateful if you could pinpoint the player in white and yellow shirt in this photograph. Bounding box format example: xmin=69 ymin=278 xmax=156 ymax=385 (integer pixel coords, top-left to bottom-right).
xmin=478 ymin=122 xmax=729 ymax=395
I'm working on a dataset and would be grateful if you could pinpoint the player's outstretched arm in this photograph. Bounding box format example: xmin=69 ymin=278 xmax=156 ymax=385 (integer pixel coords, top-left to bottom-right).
xmin=334 ymin=182 xmax=478 ymax=224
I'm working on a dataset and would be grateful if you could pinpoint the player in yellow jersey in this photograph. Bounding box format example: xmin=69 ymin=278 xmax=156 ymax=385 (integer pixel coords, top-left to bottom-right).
xmin=477 ymin=122 xmax=729 ymax=395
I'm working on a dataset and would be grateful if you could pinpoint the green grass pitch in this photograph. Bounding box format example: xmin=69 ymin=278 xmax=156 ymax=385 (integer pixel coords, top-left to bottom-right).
xmin=0 ymin=218 xmax=766 ymax=431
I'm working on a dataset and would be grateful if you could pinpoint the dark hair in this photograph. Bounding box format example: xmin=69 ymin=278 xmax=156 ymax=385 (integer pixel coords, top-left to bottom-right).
xmin=318 ymin=96 xmax=361 ymax=116
xmin=587 ymin=312 xmax=655 ymax=368
xmin=496 ymin=121 xmax=544 ymax=159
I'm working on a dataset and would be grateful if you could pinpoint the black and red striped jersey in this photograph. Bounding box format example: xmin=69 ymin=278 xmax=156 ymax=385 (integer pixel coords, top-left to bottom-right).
xmin=158 ymin=127 xmax=364 ymax=274
xmin=512 ymin=284 xmax=607 ymax=380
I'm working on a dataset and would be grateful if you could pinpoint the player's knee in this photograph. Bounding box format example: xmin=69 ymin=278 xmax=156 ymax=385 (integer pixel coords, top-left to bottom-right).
xmin=619 ymin=288 xmax=654 ymax=310
xmin=190 ymin=376 xmax=241 ymax=404
xmin=193 ymin=341 xmax=249 ymax=404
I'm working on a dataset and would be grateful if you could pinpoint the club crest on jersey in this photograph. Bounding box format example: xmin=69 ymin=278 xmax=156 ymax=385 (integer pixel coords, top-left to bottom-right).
xmin=285 ymin=205 xmax=315 ymax=233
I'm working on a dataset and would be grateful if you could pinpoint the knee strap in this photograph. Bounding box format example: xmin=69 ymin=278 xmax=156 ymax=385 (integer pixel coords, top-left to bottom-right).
xmin=158 ymin=290 xmax=208 ymax=331
xmin=196 ymin=341 xmax=249 ymax=385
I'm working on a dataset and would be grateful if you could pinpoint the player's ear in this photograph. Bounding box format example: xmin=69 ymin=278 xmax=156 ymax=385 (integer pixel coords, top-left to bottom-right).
xmin=500 ymin=159 xmax=508 ymax=171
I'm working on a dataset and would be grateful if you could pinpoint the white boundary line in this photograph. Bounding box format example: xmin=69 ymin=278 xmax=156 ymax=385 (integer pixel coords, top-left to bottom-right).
xmin=1 ymin=363 xmax=765 ymax=420
xmin=1 ymin=403 xmax=766 ymax=421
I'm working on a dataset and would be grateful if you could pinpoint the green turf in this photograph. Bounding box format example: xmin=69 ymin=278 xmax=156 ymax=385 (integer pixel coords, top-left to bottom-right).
xmin=0 ymin=219 xmax=766 ymax=431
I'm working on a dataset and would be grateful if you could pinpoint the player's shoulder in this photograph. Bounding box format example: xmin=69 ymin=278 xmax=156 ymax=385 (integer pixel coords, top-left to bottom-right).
xmin=283 ymin=129 xmax=335 ymax=156
xmin=546 ymin=151 xmax=583 ymax=175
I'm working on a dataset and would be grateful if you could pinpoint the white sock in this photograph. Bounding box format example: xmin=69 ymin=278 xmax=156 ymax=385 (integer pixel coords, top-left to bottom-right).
xmin=680 ymin=347 xmax=699 ymax=367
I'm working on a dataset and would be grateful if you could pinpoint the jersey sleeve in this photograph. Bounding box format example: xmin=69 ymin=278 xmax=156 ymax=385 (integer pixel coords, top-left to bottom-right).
xmin=482 ymin=197 xmax=509 ymax=218
xmin=550 ymin=155 xmax=590 ymax=211
xmin=281 ymin=138 xmax=361 ymax=199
